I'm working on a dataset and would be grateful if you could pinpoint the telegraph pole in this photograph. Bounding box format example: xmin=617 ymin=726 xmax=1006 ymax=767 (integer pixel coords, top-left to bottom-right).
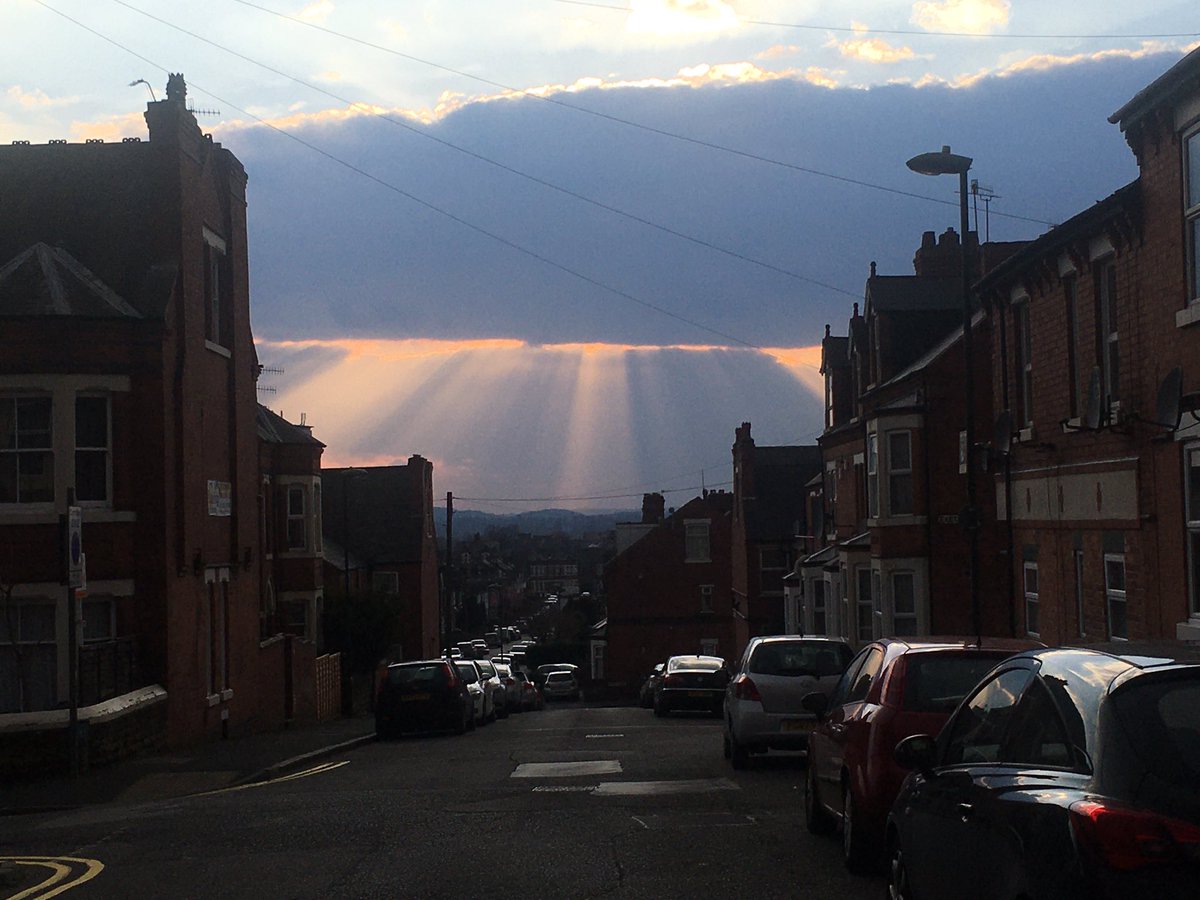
xmin=444 ymin=492 xmax=454 ymax=648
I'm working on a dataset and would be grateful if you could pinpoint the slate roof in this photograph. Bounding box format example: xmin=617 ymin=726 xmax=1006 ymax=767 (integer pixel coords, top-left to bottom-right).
xmin=0 ymin=242 xmax=143 ymax=318
xmin=256 ymin=404 xmax=325 ymax=447
xmin=866 ymin=275 xmax=960 ymax=313
xmin=1109 ymin=45 xmax=1200 ymax=130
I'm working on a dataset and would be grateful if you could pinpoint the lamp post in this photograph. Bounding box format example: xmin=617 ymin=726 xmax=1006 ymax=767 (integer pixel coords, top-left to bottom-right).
xmin=906 ymin=145 xmax=981 ymax=644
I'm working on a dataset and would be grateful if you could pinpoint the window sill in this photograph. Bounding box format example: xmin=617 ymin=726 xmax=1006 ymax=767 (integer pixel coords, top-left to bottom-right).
xmin=205 ymin=340 xmax=232 ymax=359
xmin=1176 ymin=303 xmax=1200 ymax=329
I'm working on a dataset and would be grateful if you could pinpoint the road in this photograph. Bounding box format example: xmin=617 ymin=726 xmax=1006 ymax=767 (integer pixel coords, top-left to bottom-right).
xmin=3 ymin=704 xmax=884 ymax=898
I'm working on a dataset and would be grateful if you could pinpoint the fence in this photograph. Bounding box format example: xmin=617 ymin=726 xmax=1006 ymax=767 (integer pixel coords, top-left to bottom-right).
xmin=79 ymin=636 xmax=140 ymax=706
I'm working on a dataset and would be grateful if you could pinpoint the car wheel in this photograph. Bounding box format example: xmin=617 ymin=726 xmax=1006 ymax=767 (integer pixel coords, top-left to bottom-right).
xmin=842 ymin=782 xmax=873 ymax=873
xmin=886 ymin=836 xmax=913 ymax=900
xmin=805 ymin=764 xmax=835 ymax=835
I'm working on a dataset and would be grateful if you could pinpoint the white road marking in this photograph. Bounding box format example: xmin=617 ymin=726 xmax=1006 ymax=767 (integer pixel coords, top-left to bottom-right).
xmin=531 ymin=785 xmax=597 ymax=793
xmin=585 ymin=733 xmax=624 ymax=739
xmin=593 ymin=777 xmax=739 ymax=796
xmin=511 ymin=760 xmax=622 ymax=778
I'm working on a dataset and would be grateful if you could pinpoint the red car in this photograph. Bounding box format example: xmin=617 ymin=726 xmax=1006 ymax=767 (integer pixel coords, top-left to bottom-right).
xmin=803 ymin=637 xmax=1041 ymax=871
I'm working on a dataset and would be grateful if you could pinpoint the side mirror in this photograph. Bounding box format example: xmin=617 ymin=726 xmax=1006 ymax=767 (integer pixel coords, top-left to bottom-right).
xmin=893 ymin=734 xmax=937 ymax=774
xmin=801 ymin=691 xmax=829 ymax=718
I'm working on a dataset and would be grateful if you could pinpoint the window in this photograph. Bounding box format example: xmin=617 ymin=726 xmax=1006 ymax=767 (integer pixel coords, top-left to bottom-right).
xmin=892 ymin=571 xmax=917 ymax=636
xmin=845 ymin=647 xmax=884 ymax=703
xmin=0 ymin=396 xmax=54 ymax=504
xmin=82 ymin=597 xmax=114 ymax=642
xmin=75 ymin=395 xmax=110 ymax=502
xmin=699 ymin=638 xmax=719 ymax=656
xmin=828 ymin=648 xmax=868 ymax=706
xmin=1024 ymin=561 xmax=1039 ymax=636
xmin=1105 ymin=553 xmax=1127 ymax=639
xmin=1003 ymin=680 xmax=1078 ymax=769
xmin=286 ymin=486 xmax=306 ymax=550
xmin=943 ymin=668 xmax=1034 ymax=766
xmin=0 ymin=601 xmax=58 ymax=712
xmin=203 ymin=229 xmax=227 ymax=346
xmin=887 ymin=431 xmax=913 ymax=515
xmin=1187 ymin=128 xmax=1200 ymax=305
xmin=760 ymin=546 xmax=789 ymax=577
xmin=312 ymin=483 xmax=323 ymax=554
xmin=373 ymin=572 xmax=400 ymax=595
xmin=856 ymin=568 xmax=874 ymax=642
xmin=1074 ymin=549 xmax=1086 ymax=637
xmin=700 ymin=584 xmax=714 ymax=613
xmin=1096 ymin=259 xmax=1119 ymax=406
xmin=1064 ymin=276 xmax=1081 ymax=417
xmin=1015 ymin=300 xmax=1034 ymax=426
xmin=1187 ymin=448 xmax=1200 ymax=618
xmin=684 ymin=520 xmax=710 ymax=562
xmin=867 ymin=433 xmax=879 ymax=518
xmin=812 ymin=579 xmax=827 ymax=635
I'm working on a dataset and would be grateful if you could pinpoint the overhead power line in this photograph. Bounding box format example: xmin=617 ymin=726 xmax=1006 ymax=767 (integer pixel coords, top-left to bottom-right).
xmin=553 ymin=0 xmax=1200 ymax=40
xmin=230 ymin=0 xmax=1055 ymax=228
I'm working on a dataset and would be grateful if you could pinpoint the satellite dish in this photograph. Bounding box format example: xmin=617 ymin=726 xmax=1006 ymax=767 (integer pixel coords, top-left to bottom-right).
xmin=1083 ymin=367 xmax=1103 ymax=430
xmin=1154 ymin=366 xmax=1183 ymax=431
xmin=993 ymin=410 xmax=1013 ymax=456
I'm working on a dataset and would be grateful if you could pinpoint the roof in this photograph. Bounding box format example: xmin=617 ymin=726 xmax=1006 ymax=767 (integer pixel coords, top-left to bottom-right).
xmin=256 ymin=405 xmax=325 ymax=447
xmin=0 ymin=242 xmax=143 ymax=318
xmin=866 ymin=275 xmax=961 ymax=313
xmin=800 ymin=544 xmax=837 ymax=567
xmin=1109 ymin=45 xmax=1200 ymax=131
xmin=820 ymin=335 xmax=849 ymax=373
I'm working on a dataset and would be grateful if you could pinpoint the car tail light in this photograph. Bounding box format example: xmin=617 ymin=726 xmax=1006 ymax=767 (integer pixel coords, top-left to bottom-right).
xmin=504 ymin=677 xmax=515 ymax=686
xmin=442 ymin=663 xmax=460 ymax=689
xmin=732 ymin=674 xmax=761 ymax=702
xmin=1070 ymin=800 xmax=1200 ymax=871
xmin=662 ymin=674 xmax=682 ymax=688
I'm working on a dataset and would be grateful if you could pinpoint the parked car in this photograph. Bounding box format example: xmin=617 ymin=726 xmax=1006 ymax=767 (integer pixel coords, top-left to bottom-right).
xmin=493 ymin=661 xmax=523 ymax=713
xmin=885 ymin=643 xmax=1200 ymax=900
xmin=455 ymin=660 xmax=493 ymax=725
xmin=471 ymin=639 xmax=489 ymax=657
xmin=484 ymin=631 xmax=501 ymax=648
xmin=804 ymin=636 xmax=1040 ymax=871
xmin=535 ymin=663 xmax=578 ymax=688
xmin=723 ymin=636 xmax=852 ymax=769
xmin=639 ymin=663 xmax=666 ymax=708
xmin=375 ymin=659 xmax=473 ymax=738
xmin=654 ymin=655 xmax=729 ymax=717
xmin=456 ymin=641 xmax=478 ymax=660
xmin=473 ymin=658 xmax=509 ymax=718
xmin=515 ymin=669 xmax=544 ymax=710
xmin=542 ymin=669 xmax=581 ymax=701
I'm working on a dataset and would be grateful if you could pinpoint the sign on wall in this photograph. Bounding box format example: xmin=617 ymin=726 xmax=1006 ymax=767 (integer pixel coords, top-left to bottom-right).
xmin=207 ymin=480 xmax=232 ymax=517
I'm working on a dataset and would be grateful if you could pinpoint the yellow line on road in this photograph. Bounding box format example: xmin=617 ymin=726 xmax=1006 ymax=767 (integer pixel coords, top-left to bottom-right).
xmin=195 ymin=759 xmax=350 ymax=796
xmin=1 ymin=857 xmax=104 ymax=899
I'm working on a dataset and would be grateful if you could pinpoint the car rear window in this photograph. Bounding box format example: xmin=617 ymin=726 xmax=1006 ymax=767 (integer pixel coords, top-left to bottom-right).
xmin=1113 ymin=675 xmax=1200 ymax=786
xmin=455 ymin=664 xmax=479 ymax=683
xmin=902 ymin=654 xmax=1007 ymax=713
xmin=749 ymin=642 xmax=851 ymax=677
xmin=547 ymin=672 xmax=573 ymax=682
xmin=387 ymin=664 xmax=448 ymax=688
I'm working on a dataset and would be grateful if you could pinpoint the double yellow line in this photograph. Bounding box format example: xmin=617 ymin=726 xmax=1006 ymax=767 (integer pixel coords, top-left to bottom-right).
xmin=0 ymin=857 xmax=103 ymax=899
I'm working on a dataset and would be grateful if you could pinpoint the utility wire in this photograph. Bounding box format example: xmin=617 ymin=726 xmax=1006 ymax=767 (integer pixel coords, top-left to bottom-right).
xmin=230 ymin=0 xmax=1056 ymax=228
xmin=553 ymin=0 xmax=1200 ymax=39
xmin=35 ymin=0 xmax=761 ymax=350
xmin=110 ymin=0 xmax=860 ymax=300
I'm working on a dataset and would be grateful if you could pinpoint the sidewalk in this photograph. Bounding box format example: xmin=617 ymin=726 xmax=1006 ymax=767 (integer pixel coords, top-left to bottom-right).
xmin=0 ymin=714 xmax=376 ymax=816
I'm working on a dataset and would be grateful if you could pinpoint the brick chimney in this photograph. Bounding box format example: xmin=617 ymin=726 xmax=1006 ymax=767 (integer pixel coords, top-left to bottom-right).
xmin=913 ymin=227 xmax=978 ymax=278
xmin=641 ymin=492 xmax=665 ymax=524
xmin=733 ymin=421 xmax=756 ymax=500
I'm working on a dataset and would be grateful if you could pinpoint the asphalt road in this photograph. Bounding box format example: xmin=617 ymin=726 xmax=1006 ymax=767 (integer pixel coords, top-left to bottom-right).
xmin=2 ymin=704 xmax=885 ymax=899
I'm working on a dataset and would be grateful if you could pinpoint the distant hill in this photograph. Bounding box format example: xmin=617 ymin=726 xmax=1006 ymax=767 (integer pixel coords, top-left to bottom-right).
xmin=434 ymin=507 xmax=639 ymax=539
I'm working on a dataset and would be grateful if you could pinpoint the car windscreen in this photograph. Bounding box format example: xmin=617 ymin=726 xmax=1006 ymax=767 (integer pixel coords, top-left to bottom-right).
xmin=1112 ymin=674 xmax=1200 ymax=787
xmin=455 ymin=664 xmax=479 ymax=683
xmin=387 ymin=664 xmax=448 ymax=688
xmin=902 ymin=654 xmax=1008 ymax=713
xmin=476 ymin=661 xmax=497 ymax=678
xmin=749 ymin=642 xmax=851 ymax=677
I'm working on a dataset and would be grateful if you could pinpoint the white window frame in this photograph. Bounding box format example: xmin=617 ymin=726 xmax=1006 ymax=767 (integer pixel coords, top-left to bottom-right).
xmin=1023 ymin=561 xmax=1040 ymax=637
xmin=887 ymin=430 xmax=913 ymax=516
xmin=74 ymin=394 xmax=111 ymax=505
xmin=1104 ymin=553 xmax=1127 ymax=640
xmin=684 ymin=520 xmax=711 ymax=563
xmin=0 ymin=394 xmax=55 ymax=506
xmin=1186 ymin=126 xmax=1200 ymax=308
xmin=286 ymin=485 xmax=307 ymax=550
xmin=891 ymin=571 xmax=918 ymax=637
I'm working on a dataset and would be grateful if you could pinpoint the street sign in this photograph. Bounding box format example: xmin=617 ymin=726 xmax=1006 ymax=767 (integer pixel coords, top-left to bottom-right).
xmin=67 ymin=506 xmax=84 ymax=588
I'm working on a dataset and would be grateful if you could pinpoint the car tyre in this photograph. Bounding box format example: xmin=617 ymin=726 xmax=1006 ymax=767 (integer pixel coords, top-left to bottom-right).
xmin=842 ymin=782 xmax=873 ymax=873
xmin=805 ymin=765 xmax=835 ymax=835
xmin=886 ymin=836 xmax=914 ymax=900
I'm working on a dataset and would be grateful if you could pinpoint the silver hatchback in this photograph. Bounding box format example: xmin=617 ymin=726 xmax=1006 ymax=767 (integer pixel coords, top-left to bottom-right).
xmin=722 ymin=636 xmax=852 ymax=769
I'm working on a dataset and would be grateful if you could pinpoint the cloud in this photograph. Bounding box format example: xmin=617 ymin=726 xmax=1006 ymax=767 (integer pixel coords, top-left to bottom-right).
xmin=627 ymin=0 xmax=740 ymax=37
xmin=6 ymin=86 xmax=77 ymax=109
xmin=297 ymin=1 xmax=335 ymax=24
xmin=911 ymin=0 xmax=1010 ymax=34
xmin=837 ymin=39 xmax=917 ymax=64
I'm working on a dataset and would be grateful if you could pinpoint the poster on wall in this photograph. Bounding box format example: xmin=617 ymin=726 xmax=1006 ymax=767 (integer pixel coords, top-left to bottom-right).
xmin=207 ymin=480 xmax=232 ymax=517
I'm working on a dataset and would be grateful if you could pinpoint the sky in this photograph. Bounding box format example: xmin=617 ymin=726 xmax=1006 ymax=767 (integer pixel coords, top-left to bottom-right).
xmin=4 ymin=1 xmax=1199 ymax=512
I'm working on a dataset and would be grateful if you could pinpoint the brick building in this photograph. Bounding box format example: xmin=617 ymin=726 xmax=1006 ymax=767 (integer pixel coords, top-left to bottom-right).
xmin=604 ymin=491 xmax=742 ymax=694
xmin=976 ymin=46 xmax=1200 ymax=644
xmin=0 ymin=75 xmax=289 ymax=745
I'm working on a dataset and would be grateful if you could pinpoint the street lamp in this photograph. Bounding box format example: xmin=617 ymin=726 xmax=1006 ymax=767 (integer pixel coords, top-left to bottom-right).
xmin=906 ymin=145 xmax=982 ymax=644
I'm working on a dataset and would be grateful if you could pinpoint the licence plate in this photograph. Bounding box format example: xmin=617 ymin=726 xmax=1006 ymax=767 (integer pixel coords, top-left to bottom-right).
xmin=401 ymin=693 xmax=431 ymax=702
xmin=687 ymin=691 xmax=710 ymax=698
xmin=781 ymin=719 xmax=814 ymax=732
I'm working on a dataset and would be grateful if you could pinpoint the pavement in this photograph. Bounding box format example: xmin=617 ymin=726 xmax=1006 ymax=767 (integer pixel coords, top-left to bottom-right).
xmin=0 ymin=713 xmax=376 ymax=816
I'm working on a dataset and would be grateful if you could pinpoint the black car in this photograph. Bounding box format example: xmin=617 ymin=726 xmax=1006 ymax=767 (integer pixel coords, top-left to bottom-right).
xmin=886 ymin=644 xmax=1200 ymax=899
xmin=639 ymin=663 xmax=665 ymax=708
xmin=654 ymin=655 xmax=729 ymax=717
xmin=375 ymin=659 xmax=474 ymax=738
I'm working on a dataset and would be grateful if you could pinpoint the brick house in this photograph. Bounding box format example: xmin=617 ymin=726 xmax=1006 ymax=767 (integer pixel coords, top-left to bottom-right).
xmin=0 ymin=75 xmax=292 ymax=746
xmin=730 ymin=422 xmax=822 ymax=638
xmin=805 ymin=230 xmax=1012 ymax=645
xmin=976 ymin=46 xmax=1200 ymax=644
xmin=604 ymin=491 xmax=742 ymax=695
xmin=321 ymin=458 xmax=441 ymax=661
